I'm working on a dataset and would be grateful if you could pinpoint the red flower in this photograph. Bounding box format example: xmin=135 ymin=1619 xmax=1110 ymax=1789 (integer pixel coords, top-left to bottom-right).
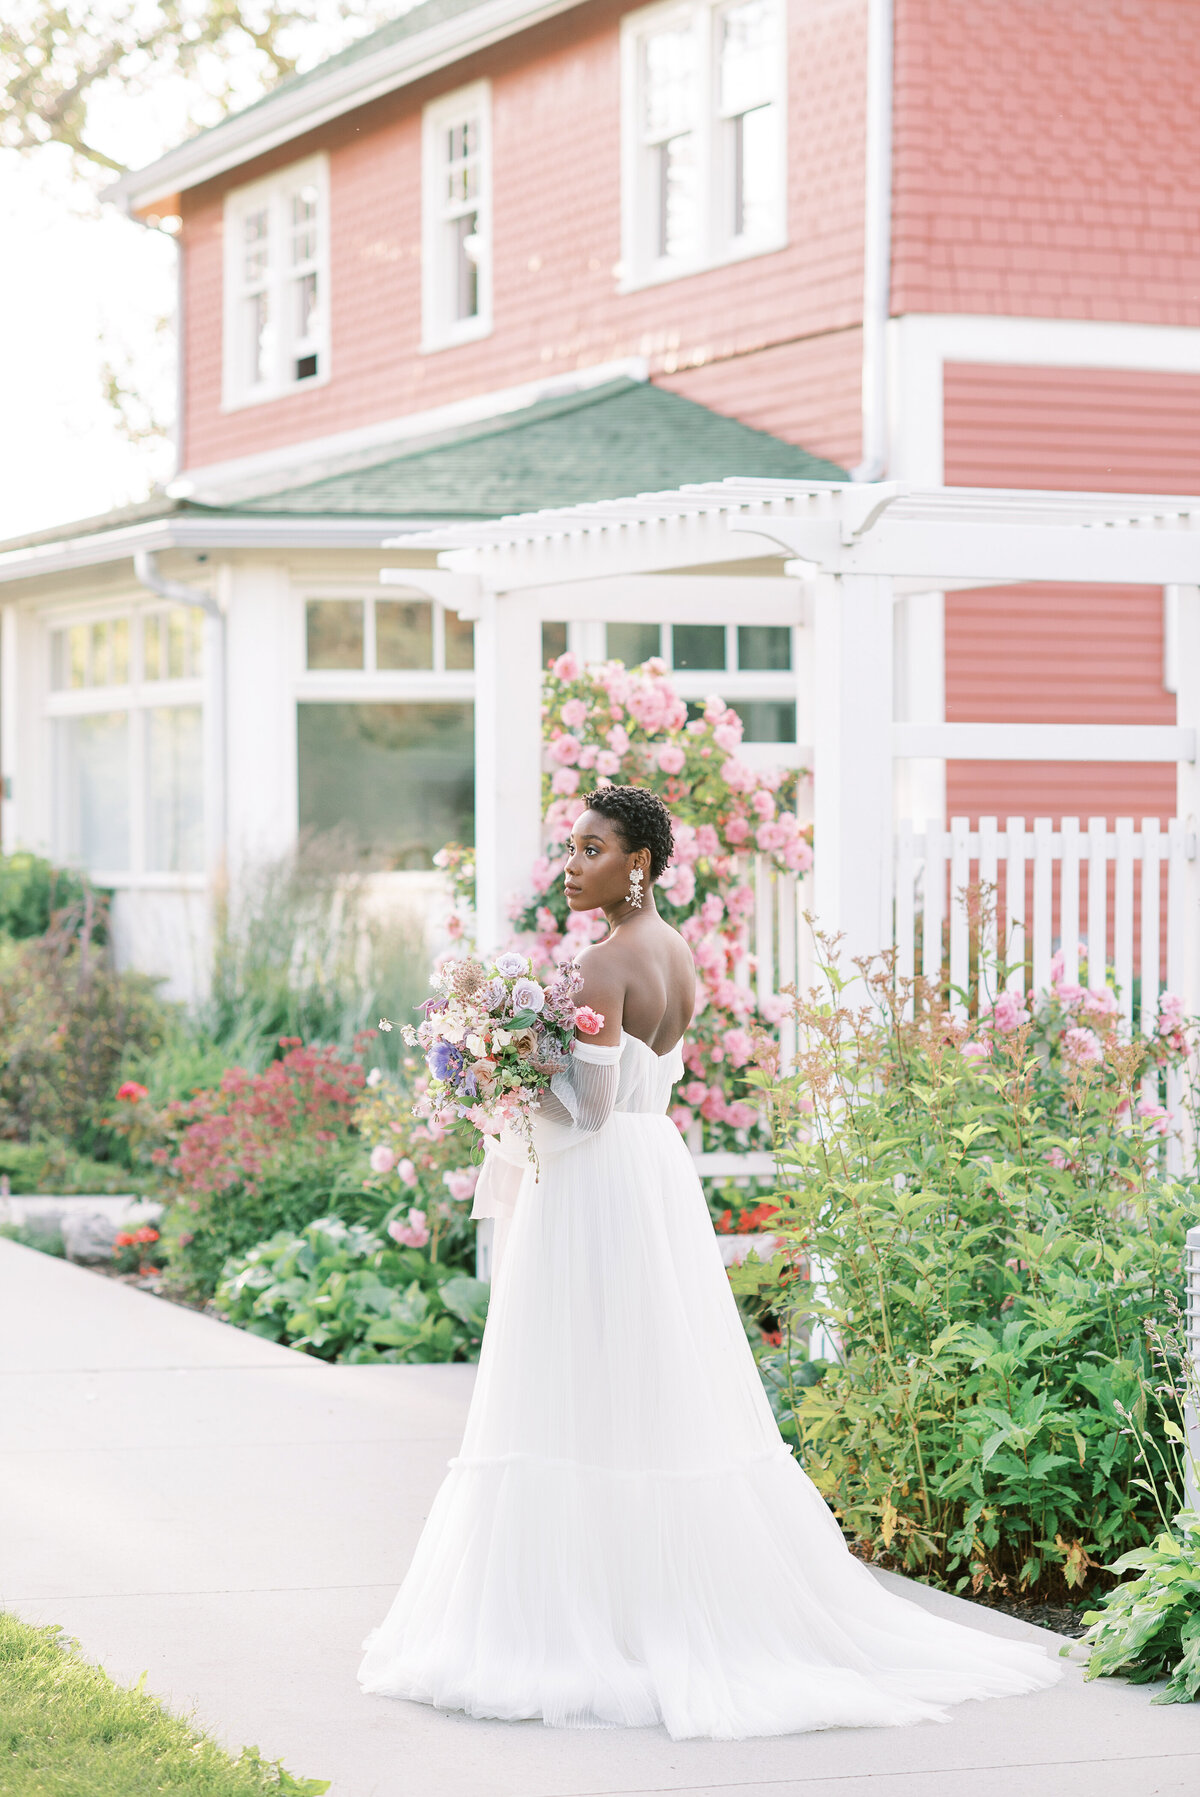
xmin=117 ymin=1081 xmax=149 ymax=1103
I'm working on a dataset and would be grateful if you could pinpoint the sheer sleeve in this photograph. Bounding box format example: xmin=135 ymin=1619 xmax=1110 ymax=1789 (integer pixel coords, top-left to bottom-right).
xmin=531 ymin=1041 xmax=622 ymax=1151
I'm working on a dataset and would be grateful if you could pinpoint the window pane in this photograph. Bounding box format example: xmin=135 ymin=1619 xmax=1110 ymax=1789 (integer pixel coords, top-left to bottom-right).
xmin=607 ymin=622 xmax=662 ymax=665
xmin=672 ymin=624 xmax=726 ymax=670
xmin=306 ymin=599 xmax=364 ymax=670
xmin=542 ymin=621 xmax=568 ymax=666
xmin=294 ymin=270 xmax=319 ymax=343
xmin=720 ymin=0 xmax=774 ymax=114
xmin=657 ymin=133 xmax=697 ymax=258
xmin=644 ymin=26 xmax=695 ymax=136
xmin=737 ymin=624 xmax=791 ymax=670
xmin=451 ymin=212 xmax=480 ymax=320
xmin=54 ymin=712 xmax=130 ymax=872
xmin=444 ymin=608 xmax=475 ymax=670
xmin=51 ymin=624 xmax=87 ymax=690
xmin=146 ymin=706 xmax=204 ymax=873
xmin=144 ymin=614 xmax=162 ymax=681
xmin=736 ymin=698 xmax=796 ymax=742
xmin=376 ymin=600 xmax=434 ymax=670
xmin=732 ymin=103 xmax=778 ymax=238
xmin=245 ymin=289 xmax=272 ymax=385
xmin=243 ymin=207 xmax=269 ymax=282
xmin=290 ymin=184 xmax=319 ymax=264
xmin=297 ymin=703 xmax=474 ymax=870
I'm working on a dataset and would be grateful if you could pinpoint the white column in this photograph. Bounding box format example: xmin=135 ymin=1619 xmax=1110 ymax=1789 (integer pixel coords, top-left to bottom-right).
xmin=1175 ymin=584 xmax=1200 ymax=1022
xmin=203 ymin=565 xmax=230 ymax=884
xmin=892 ymin=588 xmax=945 ymax=830
xmin=224 ymin=561 xmax=298 ymax=881
xmin=473 ymin=589 xmax=544 ymax=953
xmin=811 ymin=573 xmax=895 ymax=976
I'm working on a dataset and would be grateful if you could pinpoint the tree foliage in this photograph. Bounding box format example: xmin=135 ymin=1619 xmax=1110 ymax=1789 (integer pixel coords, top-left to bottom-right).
xmin=1 ymin=0 xmax=387 ymax=178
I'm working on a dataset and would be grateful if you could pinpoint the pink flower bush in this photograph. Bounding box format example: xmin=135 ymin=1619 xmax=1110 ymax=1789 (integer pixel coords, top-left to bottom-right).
xmin=1063 ymin=1026 xmax=1104 ymax=1066
xmin=506 ymin=659 xmax=814 ymax=1151
xmin=369 ymin=1143 xmax=396 ymax=1175
xmin=388 ymin=1207 xmax=430 ymax=1249
xmin=443 ymin=1167 xmax=480 ymax=1201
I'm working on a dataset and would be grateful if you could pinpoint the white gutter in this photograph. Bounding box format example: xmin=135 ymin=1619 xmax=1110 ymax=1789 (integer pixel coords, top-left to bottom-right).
xmin=0 ymin=515 xmax=451 ymax=586
xmin=851 ymin=0 xmax=894 ymax=483
xmin=110 ymin=0 xmax=589 ymax=212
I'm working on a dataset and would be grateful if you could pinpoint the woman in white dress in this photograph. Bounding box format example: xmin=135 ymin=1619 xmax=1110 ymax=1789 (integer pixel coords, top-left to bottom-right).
xmin=358 ymin=787 xmax=1063 ymax=1738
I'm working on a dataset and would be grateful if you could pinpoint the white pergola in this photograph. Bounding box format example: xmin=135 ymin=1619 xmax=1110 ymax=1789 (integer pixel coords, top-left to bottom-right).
xmin=385 ymin=479 xmax=1200 ymax=1016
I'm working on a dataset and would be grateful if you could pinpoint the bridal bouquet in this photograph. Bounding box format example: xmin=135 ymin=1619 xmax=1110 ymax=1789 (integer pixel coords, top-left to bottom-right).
xmin=391 ymin=953 xmax=603 ymax=1150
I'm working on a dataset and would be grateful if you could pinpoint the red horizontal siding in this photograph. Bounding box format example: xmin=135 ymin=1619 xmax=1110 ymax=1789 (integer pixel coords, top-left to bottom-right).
xmin=942 ymin=361 xmax=1193 ymax=831
xmin=892 ymin=0 xmax=1200 ymax=326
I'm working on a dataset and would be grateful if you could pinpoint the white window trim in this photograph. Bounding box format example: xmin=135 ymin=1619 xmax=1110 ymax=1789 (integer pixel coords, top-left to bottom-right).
xmin=619 ymin=0 xmax=788 ymax=294
xmin=221 ymin=152 xmax=331 ymax=412
xmin=421 ymin=80 xmax=493 ymax=353
xmin=294 ymin=585 xmax=478 ymax=698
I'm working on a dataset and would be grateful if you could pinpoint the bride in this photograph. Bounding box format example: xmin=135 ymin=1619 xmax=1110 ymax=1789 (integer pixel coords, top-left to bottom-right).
xmin=358 ymin=785 xmax=1063 ymax=1738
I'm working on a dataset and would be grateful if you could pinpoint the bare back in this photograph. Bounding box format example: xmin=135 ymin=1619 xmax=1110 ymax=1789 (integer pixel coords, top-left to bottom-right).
xmin=575 ymin=912 xmax=696 ymax=1056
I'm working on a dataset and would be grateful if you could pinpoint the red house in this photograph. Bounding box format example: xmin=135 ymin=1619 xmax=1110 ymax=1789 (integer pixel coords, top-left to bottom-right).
xmin=0 ymin=0 xmax=1197 ymax=994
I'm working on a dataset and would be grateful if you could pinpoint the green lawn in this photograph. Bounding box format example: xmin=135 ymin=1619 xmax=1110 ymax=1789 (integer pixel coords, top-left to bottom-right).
xmin=0 ymin=1613 xmax=328 ymax=1796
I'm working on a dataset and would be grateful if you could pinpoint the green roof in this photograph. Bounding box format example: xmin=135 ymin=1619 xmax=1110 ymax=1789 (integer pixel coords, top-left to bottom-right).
xmin=238 ymin=379 xmax=846 ymax=519
xmin=0 ymin=380 xmax=845 ymax=557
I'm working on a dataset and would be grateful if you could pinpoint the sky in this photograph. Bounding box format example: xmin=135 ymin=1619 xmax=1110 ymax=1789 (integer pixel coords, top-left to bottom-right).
xmin=0 ymin=3 xmax=397 ymax=544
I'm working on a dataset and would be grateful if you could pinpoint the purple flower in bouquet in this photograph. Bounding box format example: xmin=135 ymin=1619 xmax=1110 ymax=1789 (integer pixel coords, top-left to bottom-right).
xmin=495 ymin=952 xmax=530 ymax=977
xmin=428 ymin=1039 xmax=463 ymax=1082
xmin=510 ymin=978 xmax=545 ymax=1014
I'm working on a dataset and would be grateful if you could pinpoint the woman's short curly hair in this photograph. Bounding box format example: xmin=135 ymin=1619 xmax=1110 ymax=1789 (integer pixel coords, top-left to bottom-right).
xmin=579 ymin=785 xmax=675 ymax=882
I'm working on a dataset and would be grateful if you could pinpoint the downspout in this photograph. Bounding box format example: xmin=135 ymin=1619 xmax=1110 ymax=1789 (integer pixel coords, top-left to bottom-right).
xmin=851 ymin=0 xmax=894 ymax=483
xmin=132 ymin=552 xmax=227 ymax=886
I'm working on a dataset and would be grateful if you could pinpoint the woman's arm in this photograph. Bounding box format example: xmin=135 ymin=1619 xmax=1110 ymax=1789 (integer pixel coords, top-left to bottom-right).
xmin=572 ymin=944 xmax=625 ymax=1046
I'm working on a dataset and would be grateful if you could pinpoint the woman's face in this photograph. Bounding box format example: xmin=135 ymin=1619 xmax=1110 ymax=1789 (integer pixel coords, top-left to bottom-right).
xmin=563 ymin=810 xmax=646 ymax=912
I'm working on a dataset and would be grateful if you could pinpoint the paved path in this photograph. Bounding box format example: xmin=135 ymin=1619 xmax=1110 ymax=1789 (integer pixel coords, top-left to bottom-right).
xmin=2 ymin=1237 xmax=1198 ymax=1797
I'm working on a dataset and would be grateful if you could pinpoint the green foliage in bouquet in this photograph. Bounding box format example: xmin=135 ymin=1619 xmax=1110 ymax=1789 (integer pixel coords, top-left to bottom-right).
xmin=214 ymin=1217 xmax=488 ymax=1363
xmin=735 ymin=931 xmax=1200 ymax=1604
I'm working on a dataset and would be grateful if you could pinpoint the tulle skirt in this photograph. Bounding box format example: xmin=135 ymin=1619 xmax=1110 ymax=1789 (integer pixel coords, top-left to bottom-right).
xmin=358 ymin=1113 xmax=1063 ymax=1738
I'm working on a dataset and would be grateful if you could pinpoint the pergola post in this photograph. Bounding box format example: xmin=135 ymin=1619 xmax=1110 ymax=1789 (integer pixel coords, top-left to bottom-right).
xmin=811 ymin=572 xmax=895 ymax=977
xmin=472 ymin=588 xmax=544 ymax=953
xmin=1176 ymin=584 xmax=1200 ymax=1023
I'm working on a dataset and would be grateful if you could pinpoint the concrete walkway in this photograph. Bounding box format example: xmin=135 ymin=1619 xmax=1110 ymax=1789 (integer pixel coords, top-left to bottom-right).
xmin=2 ymin=1238 xmax=1197 ymax=1797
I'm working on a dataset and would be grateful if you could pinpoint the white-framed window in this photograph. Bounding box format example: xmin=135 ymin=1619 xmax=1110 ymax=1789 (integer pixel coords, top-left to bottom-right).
xmin=47 ymin=605 xmax=206 ymax=881
xmin=222 ymin=153 xmax=330 ymax=408
xmin=585 ymin=618 xmax=797 ymax=742
xmin=296 ymin=587 xmax=476 ymax=869
xmin=422 ymin=81 xmax=492 ymax=351
xmin=620 ymin=0 xmax=785 ymax=289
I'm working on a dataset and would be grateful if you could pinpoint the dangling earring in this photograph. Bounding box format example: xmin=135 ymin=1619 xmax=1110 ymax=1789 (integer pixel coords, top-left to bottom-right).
xmin=626 ymin=868 xmax=644 ymax=910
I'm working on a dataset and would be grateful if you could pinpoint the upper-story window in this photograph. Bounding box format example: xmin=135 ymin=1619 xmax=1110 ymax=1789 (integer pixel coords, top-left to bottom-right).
xmin=223 ymin=154 xmax=329 ymax=408
xmin=422 ymin=82 xmax=492 ymax=351
xmin=621 ymin=0 xmax=785 ymax=289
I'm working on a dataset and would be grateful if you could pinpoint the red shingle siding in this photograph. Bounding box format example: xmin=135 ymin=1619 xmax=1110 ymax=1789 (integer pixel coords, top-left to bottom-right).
xmin=182 ymin=0 xmax=867 ymax=473
xmin=941 ymin=360 xmax=1200 ymax=829
xmin=892 ymin=0 xmax=1200 ymax=325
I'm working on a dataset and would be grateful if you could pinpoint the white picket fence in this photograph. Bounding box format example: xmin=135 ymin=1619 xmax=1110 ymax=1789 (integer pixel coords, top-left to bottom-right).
xmin=895 ymin=815 xmax=1193 ymax=1028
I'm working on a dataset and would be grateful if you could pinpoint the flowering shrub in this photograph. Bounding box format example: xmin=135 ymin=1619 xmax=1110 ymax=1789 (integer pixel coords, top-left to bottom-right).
xmin=502 ymin=655 xmax=810 ymax=1153
xmin=354 ymin=1068 xmax=482 ymax=1276
xmin=733 ymin=933 xmax=1200 ymax=1604
xmin=109 ymin=1036 xmax=380 ymax=1299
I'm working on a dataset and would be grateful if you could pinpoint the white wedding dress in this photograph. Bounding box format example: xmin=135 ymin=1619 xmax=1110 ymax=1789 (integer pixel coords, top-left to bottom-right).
xmin=358 ymin=1030 xmax=1063 ymax=1738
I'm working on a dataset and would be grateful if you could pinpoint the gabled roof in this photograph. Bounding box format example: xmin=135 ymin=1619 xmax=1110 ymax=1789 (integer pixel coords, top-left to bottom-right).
xmin=113 ymin=0 xmax=589 ymax=213
xmin=0 ymin=380 xmax=845 ymax=581
xmin=235 ymin=380 xmax=847 ymax=518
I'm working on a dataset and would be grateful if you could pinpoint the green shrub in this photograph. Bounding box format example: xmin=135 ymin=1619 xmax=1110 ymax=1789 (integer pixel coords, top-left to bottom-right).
xmin=0 ymin=905 xmax=165 ymax=1150
xmin=0 ymin=851 xmax=93 ymax=941
xmin=1081 ymin=1517 xmax=1200 ymax=1700
xmin=737 ymin=935 xmax=1199 ymax=1604
xmin=214 ymin=1216 xmax=489 ymax=1362
xmin=0 ymin=1137 xmax=152 ymax=1195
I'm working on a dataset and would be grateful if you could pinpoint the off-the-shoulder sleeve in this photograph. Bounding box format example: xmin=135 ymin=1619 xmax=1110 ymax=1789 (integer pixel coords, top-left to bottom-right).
xmin=533 ymin=1040 xmax=622 ymax=1148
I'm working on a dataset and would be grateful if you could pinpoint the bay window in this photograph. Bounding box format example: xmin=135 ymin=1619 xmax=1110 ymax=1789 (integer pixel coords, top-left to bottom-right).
xmin=297 ymin=588 xmax=475 ymax=868
xmin=48 ymin=605 xmax=206 ymax=880
xmin=622 ymin=0 xmax=785 ymax=287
